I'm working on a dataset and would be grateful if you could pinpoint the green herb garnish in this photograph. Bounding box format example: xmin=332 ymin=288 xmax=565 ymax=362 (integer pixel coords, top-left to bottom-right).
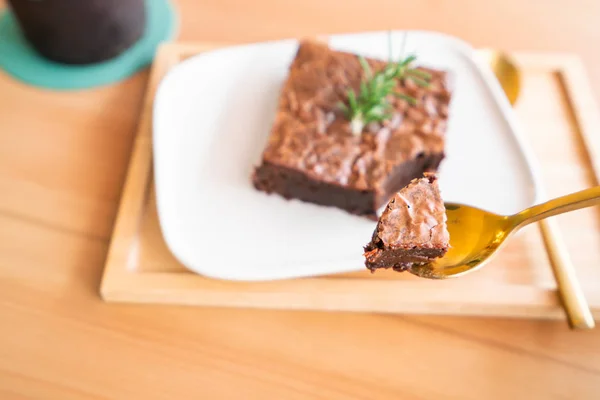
xmin=339 ymin=52 xmax=431 ymax=136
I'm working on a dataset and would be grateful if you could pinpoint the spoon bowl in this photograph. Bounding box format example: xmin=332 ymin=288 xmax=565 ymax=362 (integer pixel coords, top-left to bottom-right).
xmin=410 ymin=203 xmax=512 ymax=279
xmin=477 ymin=49 xmax=521 ymax=105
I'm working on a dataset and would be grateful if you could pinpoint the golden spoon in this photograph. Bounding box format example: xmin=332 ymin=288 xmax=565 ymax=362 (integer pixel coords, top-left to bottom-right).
xmin=485 ymin=50 xmax=594 ymax=329
xmin=410 ymin=186 xmax=600 ymax=280
xmin=477 ymin=49 xmax=520 ymax=105
xmin=411 ymin=50 xmax=596 ymax=329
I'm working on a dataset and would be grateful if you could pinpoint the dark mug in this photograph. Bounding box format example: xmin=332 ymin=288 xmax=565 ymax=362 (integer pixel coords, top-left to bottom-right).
xmin=7 ymin=0 xmax=146 ymax=64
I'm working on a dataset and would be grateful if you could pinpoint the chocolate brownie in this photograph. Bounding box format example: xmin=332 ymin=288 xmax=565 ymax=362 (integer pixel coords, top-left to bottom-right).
xmin=252 ymin=40 xmax=452 ymax=219
xmin=364 ymin=173 xmax=449 ymax=272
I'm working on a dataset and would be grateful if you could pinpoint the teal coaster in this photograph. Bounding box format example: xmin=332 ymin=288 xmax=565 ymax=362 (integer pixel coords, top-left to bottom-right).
xmin=0 ymin=0 xmax=177 ymax=90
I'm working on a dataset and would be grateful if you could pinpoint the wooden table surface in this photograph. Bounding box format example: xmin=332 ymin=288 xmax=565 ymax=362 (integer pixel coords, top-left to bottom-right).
xmin=2 ymin=1 xmax=600 ymax=398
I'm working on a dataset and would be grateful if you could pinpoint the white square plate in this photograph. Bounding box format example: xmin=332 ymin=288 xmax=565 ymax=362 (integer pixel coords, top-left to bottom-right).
xmin=153 ymin=31 xmax=541 ymax=281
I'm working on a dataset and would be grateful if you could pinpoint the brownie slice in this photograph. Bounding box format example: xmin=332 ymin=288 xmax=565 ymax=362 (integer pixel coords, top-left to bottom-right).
xmin=252 ymin=40 xmax=452 ymax=219
xmin=363 ymin=173 xmax=449 ymax=272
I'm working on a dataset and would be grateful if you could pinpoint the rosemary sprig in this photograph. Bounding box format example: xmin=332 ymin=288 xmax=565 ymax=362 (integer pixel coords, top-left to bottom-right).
xmin=339 ymin=54 xmax=431 ymax=136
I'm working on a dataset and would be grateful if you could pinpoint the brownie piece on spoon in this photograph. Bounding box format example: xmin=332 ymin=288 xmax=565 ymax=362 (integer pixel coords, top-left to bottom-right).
xmin=363 ymin=173 xmax=449 ymax=272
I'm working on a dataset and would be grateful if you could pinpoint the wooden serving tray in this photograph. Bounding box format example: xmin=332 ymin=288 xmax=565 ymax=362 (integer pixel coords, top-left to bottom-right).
xmin=101 ymin=42 xmax=600 ymax=320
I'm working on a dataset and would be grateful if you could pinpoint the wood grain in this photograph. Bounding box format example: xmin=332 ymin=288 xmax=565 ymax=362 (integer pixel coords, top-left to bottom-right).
xmin=2 ymin=0 xmax=600 ymax=398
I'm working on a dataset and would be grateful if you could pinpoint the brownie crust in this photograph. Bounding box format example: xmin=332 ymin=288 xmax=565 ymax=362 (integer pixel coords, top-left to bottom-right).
xmin=364 ymin=247 xmax=447 ymax=271
xmin=252 ymin=40 xmax=452 ymax=217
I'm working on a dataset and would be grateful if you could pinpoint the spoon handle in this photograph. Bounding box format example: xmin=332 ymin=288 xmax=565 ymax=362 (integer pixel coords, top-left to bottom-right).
xmin=514 ymin=186 xmax=599 ymax=329
xmin=539 ymin=219 xmax=595 ymax=330
xmin=515 ymin=186 xmax=600 ymax=227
